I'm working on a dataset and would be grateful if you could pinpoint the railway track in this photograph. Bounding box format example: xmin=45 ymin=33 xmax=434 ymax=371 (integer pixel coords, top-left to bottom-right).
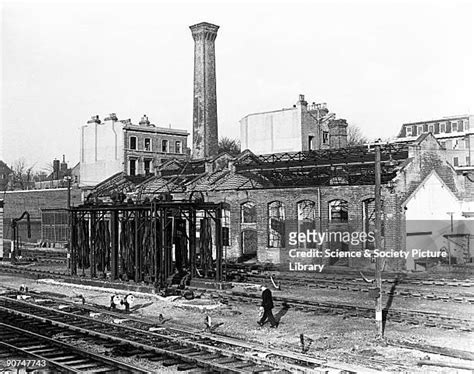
xmin=205 ymin=289 xmax=474 ymax=332
xmin=0 ymin=323 xmax=149 ymax=373
xmin=240 ymin=273 xmax=474 ymax=304
xmin=0 ymin=294 xmax=356 ymax=374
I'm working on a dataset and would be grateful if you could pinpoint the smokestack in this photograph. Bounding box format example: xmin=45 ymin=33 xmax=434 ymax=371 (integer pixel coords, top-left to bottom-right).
xmin=190 ymin=22 xmax=219 ymax=159
xmin=53 ymin=159 xmax=60 ymax=180
xmin=60 ymin=155 xmax=68 ymax=172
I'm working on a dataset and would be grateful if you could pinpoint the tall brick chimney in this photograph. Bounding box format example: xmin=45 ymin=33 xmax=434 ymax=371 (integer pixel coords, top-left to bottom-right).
xmin=190 ymin=22 xmax=219 ymax=159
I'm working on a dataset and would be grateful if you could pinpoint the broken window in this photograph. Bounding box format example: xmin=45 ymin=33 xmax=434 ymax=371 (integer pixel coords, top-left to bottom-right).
xmin=297 ymin=200 xmax=317 ymax=221
xmin=329 ymin=199 xmax=348 ymax=223
xmin=297 ymin=200 xmax=317 ymax=247
xmin=268 ymin=201 xmax=285 ymax=248
xmin=241 ymin=201 xmax=256 ymax=224
xmin=322 ymin=131 xmax=329 ymax=144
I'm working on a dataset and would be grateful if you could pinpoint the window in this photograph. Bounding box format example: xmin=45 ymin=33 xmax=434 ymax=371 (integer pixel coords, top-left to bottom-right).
xmin=458 ymin=120 xmax=464 ymax=132
xmin=144 ymin=138 xmax=151 ymax=151
xmin=162 ymin=139 xmax=168 ymax=153
xmin=175 ymin=141 xmax=182 ymax=154
xmin=440 ymin=123 xmax=446 ymax=133
xmin=297 ymin=200 xmax=317 ymax=247
xmin=417 ymin=125 xmax=423 ymax=135
xmin=405 ymin=126 xmax=412 ymax=136
xmin=130 ymin=136 xmax=137 ymax=150
xmin=268 ymin=201 xmax=285 ymax=248
xmin=423 ymin=124 xmax=428 ymax=133
xmin=297 ymin=200 xmax=317 ymax=221
xmin=241 ymin=202 xmax=257 ymax=224
xmin=428 ymin=125 xmax=434 ymax=133
xmin=322 ymin=131 xmax=329 ymax=144
xmin=129 ymin=159 xmax=136 ymax=176
xmin=329 ymin=199 xmax=348 ymax=223
xmin=434 ymin=123 xmax=440 ymax=134
xmin=308 ymin=136 xmax=314 ymax=150
xmin=144 ymin=160 xmax=151 ymax=175
xmin=446 ymin=122 xmax=451 ymax=133
xmin=453 ymin=157 xmax=459 ymax=167
xmin=466 ymin=156 xmax=470 ymax=166
xmin=452 ymin=122 xmax=457 ymax=132
xmin=412 ymin=126 xmax=417 ymax=136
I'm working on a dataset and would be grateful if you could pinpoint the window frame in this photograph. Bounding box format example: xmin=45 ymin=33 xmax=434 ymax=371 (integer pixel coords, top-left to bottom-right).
xmin=328 ymin=199 xmax=349 ymax=223
xmin=161 ymin=139 xmax=169 ymax=153
xmin=144 ymin=138 xmax=152 ymax=151
xmin=129 ymin=136 xmax=137 ymax=150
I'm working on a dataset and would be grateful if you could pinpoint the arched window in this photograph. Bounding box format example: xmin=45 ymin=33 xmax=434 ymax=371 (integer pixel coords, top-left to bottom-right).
xmin=297 ymin=200 xmax=317 ymax=221
xmin=329 ymin=199 xmax=348 ymax=223
xmin=297 ymin=200 xmax=317 ymax=248
xmin=268 ymin=201 xmax=285 ymax=247
xmin=241 ymin=202 xmax=256 ymax=224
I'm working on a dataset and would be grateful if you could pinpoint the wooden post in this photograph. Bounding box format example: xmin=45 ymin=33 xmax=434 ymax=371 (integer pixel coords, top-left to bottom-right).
xmin=374 ymin=142 xmax=383 ymax=338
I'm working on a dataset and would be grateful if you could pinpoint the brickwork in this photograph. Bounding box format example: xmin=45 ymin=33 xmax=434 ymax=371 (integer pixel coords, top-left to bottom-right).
xmin=124 ymin=126 xmax=188 ymax=175
xmin=2 ymin=188 xmax=81 ymax=244
xmin=211 ymin=185 xmax=404 ymax=270
xmin=190 ymin=22 xmax=219 ymax=159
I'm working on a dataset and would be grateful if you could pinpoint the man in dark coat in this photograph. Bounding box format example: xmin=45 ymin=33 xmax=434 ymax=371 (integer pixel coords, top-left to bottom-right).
xmin=258 ymin=285 xmax=278 ymax=328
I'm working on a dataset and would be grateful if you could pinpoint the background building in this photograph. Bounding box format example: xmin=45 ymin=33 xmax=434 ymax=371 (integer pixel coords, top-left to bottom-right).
xmin=240 ymin=94 xmax=348 ymax=154
xmin=0 ymin=161 xmax=12 ymax=191
xmin=80 ymin=113 xmax=189 ymax=187
xmin=397 ymin=114 xmax=474 ymax=168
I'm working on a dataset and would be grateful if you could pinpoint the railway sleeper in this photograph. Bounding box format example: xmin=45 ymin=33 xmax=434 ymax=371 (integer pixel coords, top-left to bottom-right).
xmin=162 ymin=359 xmax=183 ymax=367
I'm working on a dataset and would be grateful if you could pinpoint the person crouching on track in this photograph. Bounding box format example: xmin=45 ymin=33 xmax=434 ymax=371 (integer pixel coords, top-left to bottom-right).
xmin=258 ymin=284 xmax=278 ymax=328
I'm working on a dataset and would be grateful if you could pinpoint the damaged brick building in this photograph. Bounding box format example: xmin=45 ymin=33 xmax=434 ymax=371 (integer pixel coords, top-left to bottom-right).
xmin=82 ymin=21 xmax=473 ymax=276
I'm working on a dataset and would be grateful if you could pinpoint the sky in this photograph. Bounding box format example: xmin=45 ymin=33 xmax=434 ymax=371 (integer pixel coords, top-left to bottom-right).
xmin=1 ymin=0 xmax=473 ymax=170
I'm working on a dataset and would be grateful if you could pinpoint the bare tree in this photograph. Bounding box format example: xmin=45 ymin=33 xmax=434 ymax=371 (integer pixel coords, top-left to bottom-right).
xmin=347 ymin=125 xmax=369 ymax=146
xmin=10 ymin=158 xmax=36 ymax=190
xmin=218 ymin=137 xmax=241 ymax=156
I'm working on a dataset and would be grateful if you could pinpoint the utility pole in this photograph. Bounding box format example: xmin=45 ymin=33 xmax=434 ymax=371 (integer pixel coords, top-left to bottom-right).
xmin=374 ymin=142 xmax=383 ymax=338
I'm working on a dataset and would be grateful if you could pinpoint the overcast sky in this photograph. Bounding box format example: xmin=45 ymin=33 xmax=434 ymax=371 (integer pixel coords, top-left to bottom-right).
xmin=1 ymin=0 xmax=473 ymax=170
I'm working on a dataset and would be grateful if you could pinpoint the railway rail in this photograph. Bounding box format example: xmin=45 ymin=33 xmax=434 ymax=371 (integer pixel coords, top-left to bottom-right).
xmin=0 ymin=294 xmax=357 ymax=374
xmin=0 ymin=323 xmax=149 ymax=373
xmin=0 ymin=285 xmax=472 ymax=372
xmin=240 ymin=273 xmax=474 ymax=304
xmin=205 ymin=289 xmax=474 ymax=332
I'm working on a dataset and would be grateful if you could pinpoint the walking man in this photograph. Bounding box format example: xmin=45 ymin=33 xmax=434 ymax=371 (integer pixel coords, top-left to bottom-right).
xmin=258 ymin=284 xmax=278 ymax=328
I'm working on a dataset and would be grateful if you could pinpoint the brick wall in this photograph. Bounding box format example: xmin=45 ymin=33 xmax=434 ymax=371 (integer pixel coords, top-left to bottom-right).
xmin=211 ymin=185 xmax=404 ymax=270
xmin=2 ymin=188 xmax=81 ymax=244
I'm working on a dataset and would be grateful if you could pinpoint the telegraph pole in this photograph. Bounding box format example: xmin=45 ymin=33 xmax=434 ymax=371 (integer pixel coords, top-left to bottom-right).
xmin=374 ymin=142 xmax=383 ymax=338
